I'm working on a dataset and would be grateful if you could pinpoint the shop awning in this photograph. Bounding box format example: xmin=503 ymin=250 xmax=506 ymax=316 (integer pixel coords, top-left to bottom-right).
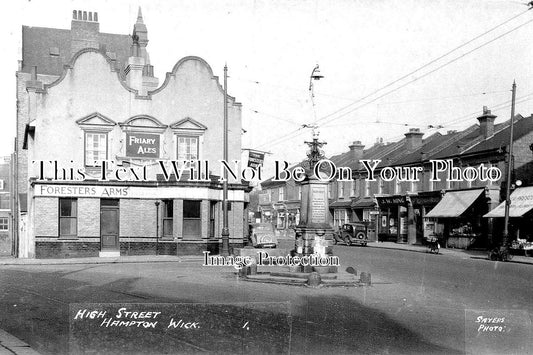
xmin=425 ymin=189 xmax=484 ymax=218
xmin=330 ymin=200 xmax=352 ymax=208
xmin=484 ymin=186 xmax=533 ymax=218
xmin=351 ymin=197 xmax=376 ymax=209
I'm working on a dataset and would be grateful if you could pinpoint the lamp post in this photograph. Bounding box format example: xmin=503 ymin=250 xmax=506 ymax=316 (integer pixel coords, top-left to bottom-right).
xmin=155 ymin=201 xmax=160 ymax=255
xmin=221 ymin=64 xmax=230 ymax=256
xmin=502 ymin=81 xmax=517 ymax=259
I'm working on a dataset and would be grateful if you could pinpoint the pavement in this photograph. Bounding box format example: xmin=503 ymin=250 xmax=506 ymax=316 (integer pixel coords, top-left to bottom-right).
xmin=0 ymin=329 xmax=41 ymax=355
xmin=1 ymin=240 xmax=532 ymax=266
xmin=366 ymin=241 xmax=533 ymax=265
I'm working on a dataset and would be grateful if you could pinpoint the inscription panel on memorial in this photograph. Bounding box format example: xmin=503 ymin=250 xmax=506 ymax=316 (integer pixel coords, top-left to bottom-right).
xmin=310 ymin=186 xmax=327 ymax=223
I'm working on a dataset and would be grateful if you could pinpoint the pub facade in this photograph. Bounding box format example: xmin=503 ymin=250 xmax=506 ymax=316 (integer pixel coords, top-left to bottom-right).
xmin=16 ymin=9 xmax=248 ymax=258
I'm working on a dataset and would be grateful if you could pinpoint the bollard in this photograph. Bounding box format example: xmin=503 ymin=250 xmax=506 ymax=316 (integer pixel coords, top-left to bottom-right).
xmin=345 ymin=267 xmax=357 ymax=276
xmin=360 ymin=272 xmax=371 ymax=286
xmin=307 ymin=272 xmax=321 ymax=287
xmin=247 ymin=258 xmax=258 ymax=275
xmin=238 ymin=266 xmax=247 ymax=278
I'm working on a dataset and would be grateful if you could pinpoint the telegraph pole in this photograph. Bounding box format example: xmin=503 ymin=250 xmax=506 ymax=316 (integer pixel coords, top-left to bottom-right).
xmin=221 ymin=64 xmax=230 ymax=256
xmin=502 ymin=81 xmax=516 ymax=256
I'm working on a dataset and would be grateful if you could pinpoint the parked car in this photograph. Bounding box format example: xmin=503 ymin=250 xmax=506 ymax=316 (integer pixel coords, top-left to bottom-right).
xmin=249 ymin=223 xmax=278 ymax=248
xmin=334 ymin=223 xmax=368 ymax=246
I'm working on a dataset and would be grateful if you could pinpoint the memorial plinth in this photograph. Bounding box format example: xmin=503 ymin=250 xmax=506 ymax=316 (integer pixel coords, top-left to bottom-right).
xmin=294 ymin=175 xmax=336 ymax=273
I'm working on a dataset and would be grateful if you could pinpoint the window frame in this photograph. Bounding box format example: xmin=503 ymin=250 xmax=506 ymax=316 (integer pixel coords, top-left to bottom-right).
xmin=162 ymin=200 xmax=173 ymax=239
xmin=84 ymin=131 xmax=108 ymax=167
xmin=58 ymin=198 xmax=78 ymax=238
xmin=0 ymin=217 xmax=8 ymax=231
xmin=176 ymin=135 xmax=199 ymax=163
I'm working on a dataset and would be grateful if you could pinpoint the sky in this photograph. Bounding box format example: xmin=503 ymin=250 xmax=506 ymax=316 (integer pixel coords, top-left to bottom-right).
xmin=1 ymin=0 xmax=532 ymax=174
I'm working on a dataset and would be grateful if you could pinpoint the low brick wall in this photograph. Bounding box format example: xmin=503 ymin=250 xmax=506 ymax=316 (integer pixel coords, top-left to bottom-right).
xmin=35 ymin=241 xmax=100 ymax=258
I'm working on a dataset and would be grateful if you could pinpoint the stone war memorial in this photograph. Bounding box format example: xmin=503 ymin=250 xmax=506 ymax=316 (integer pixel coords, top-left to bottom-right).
xmin=237 ymin=132 xmax=371 ymax=287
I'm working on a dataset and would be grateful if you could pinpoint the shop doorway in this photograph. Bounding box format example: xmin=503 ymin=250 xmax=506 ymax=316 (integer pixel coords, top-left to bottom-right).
xmin=100 ymin=199 xmax=119 ymax=255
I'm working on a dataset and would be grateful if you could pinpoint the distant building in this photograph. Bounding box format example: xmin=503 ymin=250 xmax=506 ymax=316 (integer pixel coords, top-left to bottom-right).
xmin=15 ymin=9 xmax=248 ymax=258
xmin=327 ymin=107 xmax=533 ymax=249
xmin=0 ymin=156 xmax=13 ymax=256
xmin=261 ymin=107 xmax=533 ymax=250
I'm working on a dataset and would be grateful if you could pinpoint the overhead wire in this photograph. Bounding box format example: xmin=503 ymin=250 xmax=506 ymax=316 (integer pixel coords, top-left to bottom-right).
xmin=251 ymin=8 xmax=533 ymax=150
xmin=315 ymin=17 xmax=533 ymax=128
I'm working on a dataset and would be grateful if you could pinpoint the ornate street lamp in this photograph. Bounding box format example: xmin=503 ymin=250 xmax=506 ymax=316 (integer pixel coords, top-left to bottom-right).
xmin=221 ymin=65 xmax=230 ymax=256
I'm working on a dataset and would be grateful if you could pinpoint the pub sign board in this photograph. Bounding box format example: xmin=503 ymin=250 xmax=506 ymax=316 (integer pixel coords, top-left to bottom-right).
xmin=247 ymin=151 xmax=265 ymax=169
xmin=126 ymin=133 xmax=160 ymax=158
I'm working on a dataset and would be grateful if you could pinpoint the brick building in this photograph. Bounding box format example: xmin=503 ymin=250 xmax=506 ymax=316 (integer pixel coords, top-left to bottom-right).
xmin=327 ymin=107 xmax=533 ymax=249
xmin=0 ymin=156 xmax=13 ymax=255
xmin=15 ymin=9 xmax=248 ymax=258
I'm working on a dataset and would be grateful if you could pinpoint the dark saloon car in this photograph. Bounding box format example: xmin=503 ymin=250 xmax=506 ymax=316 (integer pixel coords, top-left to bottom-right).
xmin=333 ymin=223 xmax=368 ymax=246
xmin=249 ymin=223 xmax=278 ymax=248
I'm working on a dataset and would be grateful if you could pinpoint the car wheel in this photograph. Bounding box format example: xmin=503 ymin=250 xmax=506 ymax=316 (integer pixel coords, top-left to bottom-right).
xmin=344 ymin=237 xmax=351 ymax=246
xmin=356 ymin=231 xmax=366 ymax=240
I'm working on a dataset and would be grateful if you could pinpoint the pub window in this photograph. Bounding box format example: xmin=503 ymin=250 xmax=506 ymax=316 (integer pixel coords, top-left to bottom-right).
xmin=279 ymin=187 xmax=285 ymax=201
xmin=85 ymin=132 xmax=107 ymax=166
xmin=0 ymin=217 xmax=8 ymax=231
xmin=298 ymin=186 xmax=302 ymax=199
xmin=163 ymin=200 xmax=173 ymax=238
xmin=183 ymin=200 xmax=201 ymax=238
xmin=177 ymin=136 xmax=199 ymax=161
xmin=328 ymin=184 xmax=332 ymax=199
xmin=59 ymin=198 xmax=77 ymax=237
xmin=0 ymin=179 xmax=4 ymax=190
xmin=338 ymin=182 xmax=344 ymax=197
xmin=350 ymin=180 xmax=356 ymax=196
xmin=0 ymin=194 xmax=9 ymax=209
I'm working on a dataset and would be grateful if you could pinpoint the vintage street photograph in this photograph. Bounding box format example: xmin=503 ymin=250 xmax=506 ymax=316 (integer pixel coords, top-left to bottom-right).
xmin=0 ymin=0 xmax=532 ymax=354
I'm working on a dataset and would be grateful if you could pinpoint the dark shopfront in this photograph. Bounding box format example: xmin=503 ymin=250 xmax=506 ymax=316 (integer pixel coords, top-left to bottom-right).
xmin=377 ymin=191 xmax=442 ymax=245
xmin=376 ymin=195 xmax=409 ymax=243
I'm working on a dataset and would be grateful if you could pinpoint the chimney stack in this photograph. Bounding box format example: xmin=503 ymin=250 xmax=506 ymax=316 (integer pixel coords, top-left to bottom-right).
xmin=349 ymin=141 xmax=365 ymax=163
xmin=404 ymin=128 xmax=424 ymax=151
xmin=71 ymin=10 xmax=100 ymax=54
xmin=476 ymin=106 xmax=496 ymax=139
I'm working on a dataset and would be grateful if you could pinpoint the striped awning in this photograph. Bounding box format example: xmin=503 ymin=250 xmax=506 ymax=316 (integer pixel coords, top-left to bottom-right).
xmin=484 ymin=186 xmax=533 ymax=218
xmin=425 ymin=189 xmax=484 ymax=218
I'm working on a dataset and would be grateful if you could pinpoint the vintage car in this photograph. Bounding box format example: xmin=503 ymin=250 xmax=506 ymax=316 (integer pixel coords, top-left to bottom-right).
xmin=333 ymin=223 xmax=368 ymax=246
xmin=249 ymin=223 xmax=278 ymax=248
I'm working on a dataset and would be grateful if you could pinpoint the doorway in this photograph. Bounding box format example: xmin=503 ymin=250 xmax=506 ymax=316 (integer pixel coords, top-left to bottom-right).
xmin=100 ymin=199 xmax=119 ymax=255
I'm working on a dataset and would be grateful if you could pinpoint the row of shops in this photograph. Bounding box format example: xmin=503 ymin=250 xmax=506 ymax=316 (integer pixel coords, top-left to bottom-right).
xmin=259 ymin=185 xmax=533 ymax=250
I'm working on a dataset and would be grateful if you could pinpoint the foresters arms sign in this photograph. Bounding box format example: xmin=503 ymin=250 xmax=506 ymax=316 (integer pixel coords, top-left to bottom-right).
xmin=30 ymin=159 xmax=503 ymax=184
xmin=126 ymin=133 xmax=160 ymax=158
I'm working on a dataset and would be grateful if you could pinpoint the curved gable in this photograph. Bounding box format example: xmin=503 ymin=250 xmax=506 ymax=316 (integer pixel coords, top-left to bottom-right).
xmin=120 ymin=115 xmax=167 ymax=133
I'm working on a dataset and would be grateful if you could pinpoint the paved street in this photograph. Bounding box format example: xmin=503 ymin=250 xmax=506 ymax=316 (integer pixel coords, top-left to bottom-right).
xmin=0 ymin=247 xmax=531 ymax=354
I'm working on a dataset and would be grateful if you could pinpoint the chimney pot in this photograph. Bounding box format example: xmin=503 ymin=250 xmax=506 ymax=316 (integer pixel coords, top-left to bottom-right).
xmin=404 ymin=128 xmax=424 ymax=150
xmin=349 ymin=140 xmax=365 ymax=163
xmin=477 ymin=106 xmax=497 ymax=139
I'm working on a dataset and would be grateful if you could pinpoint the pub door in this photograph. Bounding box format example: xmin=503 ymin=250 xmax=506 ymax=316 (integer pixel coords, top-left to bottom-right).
xmin=100 ymin=199 xmax=120 ymax=255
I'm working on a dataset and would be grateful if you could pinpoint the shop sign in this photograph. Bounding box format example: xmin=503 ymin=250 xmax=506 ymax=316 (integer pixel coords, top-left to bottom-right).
xmin=410 ymin=195 xmax=441 ymax=206
xmin=247 ymin=151 xmax=265 ymax=169
xmin=34 ymin=184 xmax=245 ymax=201
xmin=376 ymin=195 xmax=407 ymax=207
xmin=126 ymin=133 xmax=160 ymax=158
